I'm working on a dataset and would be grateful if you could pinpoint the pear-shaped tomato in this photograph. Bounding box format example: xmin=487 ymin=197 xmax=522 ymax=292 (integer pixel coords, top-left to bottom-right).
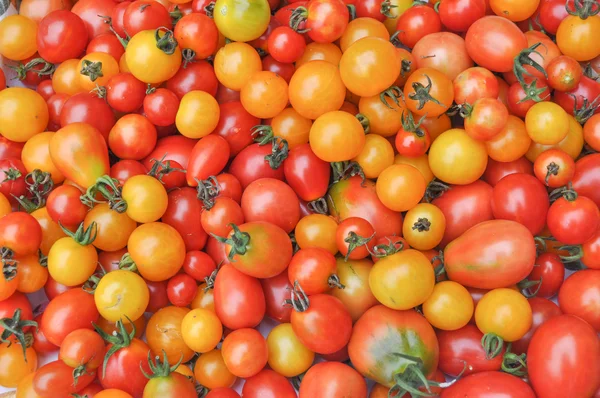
xmin=49 ymin=123 xmax=110 ymax=189
xmin=444 ymin=220 xmax=536 ymax=289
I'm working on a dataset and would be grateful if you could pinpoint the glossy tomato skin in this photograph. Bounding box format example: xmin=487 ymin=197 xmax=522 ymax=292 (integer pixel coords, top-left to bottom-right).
xmin=0 ymin=292 xmax=33 ymax=336
xmin=186 ymin=135 xmax=231 ymax=186
xmin=166 ymin=61 xmax=218 ymax=99
xmin=512 ymin=297 xmax=562 ymax=355
xmin=439 ymin=0 xmax=486 ymax=32
xmin=491 ymin=173 xmax=549 ymax=235
xmin=527 ymin=252 xmax=565 ymax=298
xmin=437 ymin=325 xmax=503 ymax=377
xmin=71 ymin=0 xmax=117 ymax=38
xmin=558 ymin=270 xmax=600 ymax=331
xmin=242 ymin=369 xmax=296 ymax=398
xmin=432 ymin=180 xmax=494 ymax=248
xmin=327 ymin=176 xmax=402 ymax=239
xmin=33 ymin=360 xmax=96 ymax=397
xmin=241 ymin=178 xmax=300 ymax=233
xmin=213 ymin=101 xmax=258 ymax=157
xmin=143 ymin=88 xmax=180 ymax=127
xmin=214 ymin=264 xmax=266 ymax=330
xmin=229 ymin=143 xmax=286 ymax=189
xmin=349 ymin=305 xmax=438 ymax=387
xmin=162 ymin=187 xmax=208 ymax=251
xmin=143 ymin=135 xmax=195 ymax=189
xmin=547 ymin=195 xmax=600 ymax=245
xmin=483 ymin=157 xmax=534 ymax=187
xmin=100 ymin=338 xmax=152 ymax=397
xmin=37 ymin=10 xmax=88 ymax=63
xmin=299 ymin=362 xmax=367 ymax=398
xmin=572 ymin=153 xmax=600 ymax=209
xmin=441 ymin=371 xmax=535 ymax=397
xmin=0 ymin=212 xmax=42 ymax=256
xmin=40 ymin=288 xmax=99 ymax=346
xmin=444 ymin=220 xmax=536 ymax=289
xmin=554 ymin=76 xmax=600 ymax=117
xmin=106 ymin=73 xmax=146 ymax=114
xmin=60 ymin=93 xmax=116 ymax=141
xmin=283 ymin=143 xmax=331 ymax=202
xmin=528 ymin=315 xmax=600 ymax=398
xmin=260 ymin=271 xmax=293 ymax=323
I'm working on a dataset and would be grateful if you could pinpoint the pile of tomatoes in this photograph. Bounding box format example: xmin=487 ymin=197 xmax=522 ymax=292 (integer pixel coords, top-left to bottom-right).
xmin=1 ymin=0 xmax=600 ymax=396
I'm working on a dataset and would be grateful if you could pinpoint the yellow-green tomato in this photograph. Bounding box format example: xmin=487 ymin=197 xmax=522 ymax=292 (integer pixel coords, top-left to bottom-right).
xmin=266 ymin=323 xmax=314 ymax=377
xmin=475 ymin=288 xmax=532 ymax=342
xmin=94 ymin=270 xmax=150 ymax=323
xmin=181 ymin=308 xmax=223 ymax=353
xmin=214 ymin=0 xmax=271 ymax=42
xmin=402 ymin=203 xmax=446 ymax=250
xmin=423 ymin=281 xmax=473 ymax=331
xmin=369 ymin=249 xmax=435 ymax=310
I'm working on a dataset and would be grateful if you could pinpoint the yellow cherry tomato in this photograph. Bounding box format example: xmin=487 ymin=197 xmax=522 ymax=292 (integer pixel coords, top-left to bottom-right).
xmin=84 ymin=203 xmax=137 ymax=252
xmin=353 ymin=134 xmax=395 ymax=179
xmin=0 ymin=342 xmax=37 ymax=388
xmin=294 ymin=214 xmax=338 ymax=255
xmin=295 ymin=42 xmax=342 ymax=69
xmin=175 ymin=91 xmax=220 ymax=139
xmin=525 ymin=102 xmax=569 ymax=145
xmin=95 ymin=270 xmax=149 ymax=323
xmin=241 ymin=71 xmax=288 ymax=119
xmin=475 ymin=288 xmax=532 ymax=342
xmin=330 ymin=258 xmax=378 ymax=322
xmin=52 ymin=59 xmax=83 ymax=96
xmin=358 ymin=93 xmax=405 ymax=137
xmin=32 ymin=207 xmax=66 ymax=255
xmin=288 ymin=61 xmax=346 ymax=120
xmin=557 ymin=15 xmax=600 ymax=62
xmin=47 ymin=229 xmax=98 ymax=287
xmin=0 ymin=88 xmax=49 ymax=143
xmin=191 ymin=283 xmax=215 ymax=312
xmin=369 ymin=249 xmax=435 ymax=310
xmin=15 ymin=253 xmax=48 ymax=294
xmin=214 ymin=42 xmax=262 ymax=91
xmin=266 ymin=323 xmax=315 ymax=377
xmin=376 ymin=164 xmax=426 ymax=212
xmin=394 ymin=153 xmax=434 ymax=183
xmin=78 ymin=52 xmax=120 ymax=92
xmin=0 ymin=15 xmax=38 ymax=61
xmin=340 ymin=17 xmax=390 ymax=52
xmin=21 ymin=132 xmax=65 ymax=184
xmin=0 ymin=193 xmax=11 ymax=219
xmin=428 ymin=128 xmax=488 ymax=185
xmin=486 ymin=115 xmax=531 ymax=162
xmin=423 ymin=281 xmax=474 ymax=331
xmin=269 ymin=108 xmax=312 ymax=149
xmin=126 ymin=29 xmax=182 ymax=84
xmin=122 ymin=175 xmax=168 ymax=223
xmin=181 ymin=308 xmax=223 ymax=353
xmin=402 ymin=203 xmax=446 ymax=250
xmin=194 ymin=349 xmax=237 ymax=389
xmin=309 ymin=111 xmax=366 ymax=162
xmin=526 ymin=115 xmax=584 ymax=162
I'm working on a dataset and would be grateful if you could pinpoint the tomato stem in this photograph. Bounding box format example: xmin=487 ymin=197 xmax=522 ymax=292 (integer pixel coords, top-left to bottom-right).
xmin=212 ymin=224 xmax=251 ymax=261
xmin=307 ymin=198 xmax=329 ymax=215
xmin=289 ymin=7 xmax=309 ymax=34
xmin=401 ymin=110 xmax=427 ymax=137
xmin=501 ymin=344 xmax=528 ymax=377
xmin=571 ymin=93 xmax=600 ymax=124
xmin=347 ymin=4 xmax=356 ymax=20
xmin=181 ymin=48 xmax=196 ymax=69
xmin=381 ymin=0 xmax=398 ymax=17
xmin=93 ymin=318 xmax=136 ymax=379
xmin=8 ymin=57 xmax=55 ymax=81
xmin=331 ymin=161 xmax=366 ymax=185
xmin=154 ymin=27 xmax=179 ymax=55
xmin=356 ymin=113 xmax=371 ymax=133
xmin=251 ymin=125 xmax=275 ymax=145
xmin=412 ymin=217 xmax=431 ymax=232
xmin=424 ymin=180 xmax=450 ymax=202
xmin=327 ymin=274 xmax=345 ymax=290
xmin=517 ymin=277 xmax=543 ymax=298
xmin=0 ymin=308 xmax=38 ymax=363
xmin=389 ymin=355 xmax=438 ymax=397
xmin=80 ymin=60 xmax=104 ymax=82
xmin=118 ymin=253 xmax=138 ymax=273
xmin=204 ymin=2 xmax=215 ymax=17
xmin=81 ymin=175 xmax=127 ymax=213
xmin=380 ymin=85 xmax=405 ymax=109
xmin=512 ymin=43 xmax=548 ymax=91
xmin=170 ymin=5 xmax=184 ymax=24
xmin=481 ymin=333 xmax=504 ymax=360
xmin=408 ymin=75 xmax=443 ymax=111
xmin=60 ymin=221 xmax=98 ymax=246
xmin=141 ymin=350 xmax=183 ymax=379
xmin=287 ymin=280 xmax=310 ymax=312
xmin=1 ymin=247 xmax=18 ymax=282
xmin=567 ymin=0 xmax=600 ymax=19
xmin=369 ymin=237 xmax=405 ymax=259
xmin=12 ymin=169 xmax=54 ymax=214
xmin=557 ymin=244 xmax=585 ymax=263
xmin=265 ymin=137 xmax=289 ymax=169
xmin=343 ymin=231 xmax=375 ymax=261
xmin=147 ymin=154 xmax=187 ymax=184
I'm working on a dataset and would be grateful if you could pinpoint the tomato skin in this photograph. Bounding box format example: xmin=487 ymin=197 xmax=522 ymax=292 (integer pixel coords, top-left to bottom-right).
xmin=242 ymin=369 xmax=296 ymax=398
xmin=143 ymin=88 xmax=180 ymax=127
xmin=213 ymin=102 xmax=258 ymax=157
xmin=268 ymin=26 xmax=306 ymax=63
xmin=287 ymin=248 xmax=337 ymax=295
xmin=221 ymin=328 xmax=268 ymax=378
xmin=33 ymin=360 xmax=96 ymax=397
xmin=124 ymin=1 xmax=172 ymax=37
xmin=0 ymin=158 xmax=27 ymax=205
xmin=584 ymin=114 xmax=600 ymax=152
xmin=213 ymin=0 xmax=270 ymax=42
xmin=327 ymin=176 xmax=403 ymax=239
xmin=291 ymin=294 xmax=352 ymax=355
xmin=71 ymin=0 xmax=117 ymax=38
xmin=110 ymin=160 xmax=147 ymax=185
xmin=60 ymin=93 xmax=116 ymax=141
xmin=445 ymin=220 xmax=536 ymax=289
xmin=37 ymin=10 xmax=88 ymax=64
xmin=539 ymin=0 xmax=569 ymax=34
xmin=146 ymin=307 xmax=194 ymax=365
xmin=186 ymin=135 xmax=230 ymax=186
xmin=439 ymin=0 xmax=486 ymax=32
xmin=299 ymin=362 xmax=367 ymax=398
xmin=0 ymin=138 xmax=24 ymax=161
xmin=572 ymin=154 xmax=600 ymax=209
xmin=0 ymin=88 xmax=49 ymax=143
xmin=512 ymin=297 xmax=562 ymax=355
xmin=432 ymin=180 xmax=494 ymax=248
xmin=396 ymin=5 xmax=442 ymax=48
xmin=528 ymin=252 xmax=565 ymax=298
xmin=126 ymin=29 xmax=182 ymax=84
xmin=183 ymin=251 xmax=216 ymax=282
xmin=229 ymin=143 xmax=285 ymax=189
xmin=581 ymin=228 xmax=600 ymax=269
xmin=465 ymin=16 xmax=527 ymax=72
xmin=349 ymin=305 xmax=438 ymax=387
xmin=557 ymin=15 xmax=600 ymax=62
xmin=558 ymin=270 xmax=600 ymax=331
xmin=214 ymin=264 xmax=266 ymax=329
xmin=491 ymin=173 xmax=549 ymax=235
xmin=528 ymin=315 xmax=600 ymax=398
xmin=167 ymin=61 xmax=218 ymax=100
xmin=242 ymin=177 xmax=300 ymax=230
xmin=0 ymin=212 xmax=42 ymax=256
xmin=547 ymin=195 xmax=600 ymax=245
xmin=283 ymin=144 xmax=330 ymax=202
xmin=404 ymin=67 xmax=455 ymax=116
xmin=554 ymin=76 xmax=600 ymax=118
xmin=99 ymin=338 xmax=152 ymax=396
xmin=441 ymin=371 xmax=535 ymax=398
xmin=106 ymin=73 xmax=147 ymax=114
xmin=437 ymin=324 xmax=503 ymax=377
xmin=483 ymin=157 xmax=534 ymax=187
xmin=109 ymin=114 xmax=157 ymax=161
xmin=59 ymin=329 xmax=105 ymax=372
xmin=260 ymin=271 xmax=293 ymax=323
xmin=206 ymin=388 xmax=240 ymax=398
xmin=162 ymin=187 xmax=208 ymax=251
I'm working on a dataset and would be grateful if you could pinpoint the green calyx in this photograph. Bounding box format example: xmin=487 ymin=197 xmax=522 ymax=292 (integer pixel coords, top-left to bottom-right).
xmin=512 ymin=43 xmax=548 ymax=92
xmin=80 ymin=60 xmax=104 ymax=82
xmin=380 ymin=86 xmax=405 ymax=109
xmin=289 ymin=7 xmax=309 ymax=33
xmin=389 ymin=355 xmax=442 ymax=397
xmin=141 ymin=350 xmax=183 ymax=379
xmin=381 ymin=0 xmax=397 ymax=17
xmin=567 ymin=0 xmax=600 ymax=19
xmin=356 ymin=113 xmax=371 ymax=133
xmin=147 ymin=155 xmax=187 ymax=184
xmin=93 ymin=318 xmax=136 ymax=379
xmin=1 ymin=247 xmax=17 ymax=282
xmin=424 ymin=180 xmax=450 ymax=203
xmin=9 ymin=58 xmax=55 ymax=81
xmin=251 ymin=125 xmax=275 ymax=145
xmin=80 ymin=175 xmax=127 ymax=213
xmin=343 ymin=230 xmax=375 ymax=262
xmin=287 ymin=280 xmax=310 ymax=313
xmin=195 ymin=176 xmax=221 ymax=210
xmin=501 ymin=343 xmax=528 ymax=377
xmin=60 ymin=222 xmax=98 ymax=246
xmin=412 ymin=218 xmax=431 ymax=232
xmin=481 ymin=333 xmax=504 ymax=360
xmin=331 ymin=161 xmax=366 ymax=185
xmin=155 ymin=27 xmax=179 ymax=55
xmin=265 ymin=137 xmax=289 ymax=170
xmin=12 ymin=169 xmax=54 ymax=214
xmin=0 ymin=309 xmax=38 ymax=362
xmin=370 ymin=237 xmax=405 ymax=259
xmin=401 ymin=110 xmax=427 ymax=137
xmin=408 ymin=75 xmax=443 ymax=111
xmin=212 ymin=224 xmax=250 ymax=261
xmin=118 ymin=253 xmax=138 ymax=273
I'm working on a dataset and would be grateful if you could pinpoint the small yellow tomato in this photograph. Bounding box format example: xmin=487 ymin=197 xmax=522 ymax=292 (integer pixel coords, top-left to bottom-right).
xmin=194 ymin=349 xmax=237 ymax=389
xmin=47 ymin=229 xmax=98 ymax=287
xmin=122 ymin=175 xmax=168 ymax=223
xmin=84 ymin=203 xmax=137 ymax=252
xmin=394 ymin=153 xmax=434 ymax=183
xmin=241 ymin=71 xmax=288 ymax=119
xmin=369 ymin=249 xmax=435 ymax=310
xmin=428 ymin=128 xmax=488 ymax=185
xmin=0 ymin=342 xmax=37 ymax=388
xmin=0 ymin=88 xmax=49 ymax=143
xmin=353 ymin=134 xmax=395 ymax=179
xmin=525 ymin=102 xmax=569 ymax=145
xmin=376 ymin=164 xmax=426 ymax=212
xmin=0 ymin=15 xmax=38 ymax=61
xmin=309 ymin=111 xmax=366 ymax=162
xmin=191 ymin=283 xmax=215 ymax=312
xmin=78 ymin=52 xmax=120 ymax=91
xmin=423 ymin=281 xmax=473 ymax=330
xmin=95 ymin=270 xmax=150 ymax=323
xmin=266 ymin=323 xmax=315 ymax=377
xmin=214 ymin=42 xmax=262 ymax=91
xmin=181 ymin=308 xmax=223 ymax=353
xmin=176 ymin=91 xmax=220 ymax=139
xmin=402 ymin=203 xmax=446 ymax=250
xmin=52 ymin=59 xmax=83 ymax=96
xmin=269 ymin=108 xmax=312 ymax=149
xmin=295 ymin=42 xmax=342 ymax=69
xmin=475 ymin=288 xmax=532 ymax=342
xmin=126 ymin=29 xmax=182 ymax=84
xmin=294 ymin=214 xmax=338 ymax=255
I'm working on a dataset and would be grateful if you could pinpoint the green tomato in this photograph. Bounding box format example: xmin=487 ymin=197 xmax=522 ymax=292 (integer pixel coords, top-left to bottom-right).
xmin=214 ymin=0 xmax=271 ymax=42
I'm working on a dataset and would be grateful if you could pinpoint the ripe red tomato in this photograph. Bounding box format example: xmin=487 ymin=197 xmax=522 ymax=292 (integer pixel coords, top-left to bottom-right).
xmin=287 ymin=247 xmax=338 ymax=295
xmin=60 ymin=93 xmax=116 ymax=141
xmin=527 ymin=252 xmax=565 ymax=298
xmin=167 ymin=273 xmax=197 ymax=307
xmin=71 ymin=0 xmax=118 ymax=38
xmin=241 ymin=178 xmax=300 ymax=233
xmin=299 ymin=362 xmax=367 ymax=398
xmin=46 ymin=185 xmax=89 ymax=228
xmin=512 ymin=297 xmax=562 ymax=355
xmin=166 ymin=61 xmax=218 ymax=99
xmin=268 ymin=26 xmax=306 ymax=63
xmin=572 ymin=153 xmax=600 ymax=209
xmin=242 ymin=369 xmax=296 ymax=398
xmin=183 ymin=250 xmax=217 ymax=282
xmin=396 ymin=5 xmax=442 ymax=48
xmin=0 ymin=158 xmax=27 ymax=204
xmin=143 ymin=88 xmax=180 ymax=127
xmin=123 ymin=0 xmax=172 ymax=36
xmin=0 ymin=212 xmax=42 ymax=256
xmin=558 ymin=270 xmax=600 ymax=331
xmin=37 ymin=10 xmax=89 ymax=63
xmin=439 ymin=0 xmax=486 ymax=32
xmin=186 ymin=135 xmax=230 ymax=186
xmin=105 ymin=73 xmax=147 ymax=114
xmin=260 ymin=271 xmax=293 ymax=323
xmin=441 ymin=371 xmax=535 ymax=397
xmin=162 ymin=187 xmax=208 ymax=251
xmin=283 ymin=143 xmax=330 ymax=202
xmin=528 ymin=315 xmax=600 ymax=397
xmin=33 ymin=360 xmax=96 ymax=397
xmin=483 ymin=157 xmax=534 ymax=186
xmin=547 ymin=192 xmax=600 ymax=245
xmin=212 ymin=102 xmax=258 ymax=157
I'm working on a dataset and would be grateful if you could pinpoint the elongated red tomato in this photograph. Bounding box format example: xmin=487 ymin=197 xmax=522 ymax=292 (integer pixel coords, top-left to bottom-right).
xmin=444 ymin=220 xmax=536 ymax=289
xmin=441 ymin=371 xmax=535 ymax=397
xmin=49 ymin=123 xmax=109 ymax=189
xmin=283 ymin=143 xmax=330 ymax=202
xmin=186 ymin=135 xmax=230 ymax=186
xmin=528 ymin=315 xmax=600 ymax=398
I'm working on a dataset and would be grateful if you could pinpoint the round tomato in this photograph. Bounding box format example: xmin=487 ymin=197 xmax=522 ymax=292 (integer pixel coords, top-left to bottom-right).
xmin=266 ymin=323 xmax=314 ymax=377
xmin=0 ymin=88 xmax=48 ymax=143
xmin=126 ymin=29 xmax=182 ymax=84
xmin=557 ymin=14 xmax=600 ymax=61
xmin=442 ymin=371 xmax=535 ymax=397
xmin=146 ymin=307 xmax=194 ymax=365
xmin=475 ymin=288 xmax=532 ymax=342
xmin=213 ymin=0 xmax=270 ymax=42
xmin=221 ymin=328 xmax=268 ymax=378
